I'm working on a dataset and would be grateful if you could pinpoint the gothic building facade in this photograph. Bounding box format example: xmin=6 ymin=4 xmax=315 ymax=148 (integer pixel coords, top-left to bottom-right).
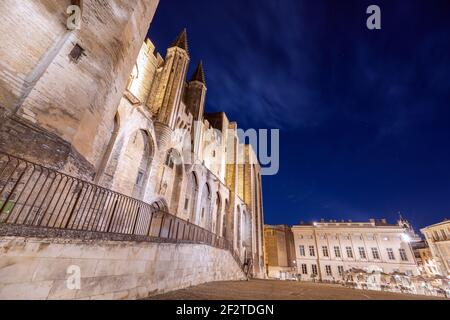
xmin=95 ymin=30 xmax=265 ymax=277
xmin=0 ymin=1 xmax=265 ymax=278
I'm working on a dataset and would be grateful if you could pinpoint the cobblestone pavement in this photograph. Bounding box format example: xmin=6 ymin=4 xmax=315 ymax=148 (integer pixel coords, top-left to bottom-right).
xmin=148 ymin=279 xmax=446 ymax=300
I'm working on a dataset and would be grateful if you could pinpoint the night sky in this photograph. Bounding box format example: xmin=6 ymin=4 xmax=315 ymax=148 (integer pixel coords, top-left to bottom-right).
xmin=148 ymin=0 xmax=450 ymax=230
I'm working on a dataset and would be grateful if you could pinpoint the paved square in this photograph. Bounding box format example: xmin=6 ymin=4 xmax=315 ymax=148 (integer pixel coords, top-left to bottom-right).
xmin=148 ymin=279 xmax=446 ymax=300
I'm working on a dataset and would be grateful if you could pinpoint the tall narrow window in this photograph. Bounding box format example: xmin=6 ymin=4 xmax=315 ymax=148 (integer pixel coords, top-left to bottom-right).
xmin=311 ymin=264 xmax=318 ymax=276
xmin=338 ymin=266 xmax=344 ymax=277
xmin=359 ymin=247 xmax=367 ymax=260
xmin=325 ymin=265 xmax=332 ymax=276
xmin=135 ymin=171 xmax=144 ymax=186
xmin=399 ymin=249 xmax=408 ymax=261
xmin=346 ymin=247 xmax=354 ymax=259
xmin=299 ymin=245 xmax=306 ymax=257
xmin=322 ymin=246 xmax=329 ymax=257
xmin=387 ymin=248 xmax=395 ymax=260
xmin=309 ymin=246 xmax=316 ymax=257
xmin=372 ymin=248 xmax=380 ymax=260
xmin=334 ymin=246 xmax=341 ymax=258
xmin=302 ymin=264 xmax=308 ymax=275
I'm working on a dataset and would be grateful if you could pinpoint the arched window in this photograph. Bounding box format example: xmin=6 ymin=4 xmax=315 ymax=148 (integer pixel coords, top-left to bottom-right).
xmin=215 ymin=193 xmax=222 ymax=235
xmin=223 ymin=199 xmax=230 ymax=238
xmin=186 ymin=172 xmax=199 ymax=223
xmin=201 ymin=183 xmax=212 ymax=231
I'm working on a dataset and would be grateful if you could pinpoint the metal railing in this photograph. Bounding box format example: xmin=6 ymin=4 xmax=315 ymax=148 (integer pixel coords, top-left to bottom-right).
xmin=0 ymin=151 xmax=244 ymax=271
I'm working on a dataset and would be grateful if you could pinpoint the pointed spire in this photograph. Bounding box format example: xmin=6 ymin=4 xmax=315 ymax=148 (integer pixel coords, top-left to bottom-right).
xmin=170 ymin=28 xmax=189 ymax=53
xmin=190 ymin=61 xmax=206 ymax=85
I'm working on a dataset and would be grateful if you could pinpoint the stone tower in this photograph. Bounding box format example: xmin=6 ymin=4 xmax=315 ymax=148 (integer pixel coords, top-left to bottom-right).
xmin=154 ymin=29 xmax=190 ymax=129
xmin=185 ymin=61 xmax=207 ymax=154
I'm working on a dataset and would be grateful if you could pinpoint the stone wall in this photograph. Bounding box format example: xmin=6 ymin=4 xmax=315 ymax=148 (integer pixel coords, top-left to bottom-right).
xmin=0 ymin=0 xmax=159 ymax=177
xmin=0 ymin=235 xmax=245 ymax=300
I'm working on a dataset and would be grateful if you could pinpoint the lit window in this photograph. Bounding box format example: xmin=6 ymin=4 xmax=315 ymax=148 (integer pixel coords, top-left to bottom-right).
xmin=346 ymin=247 xmax=354 ymax=259
xmin=372 ymin=248 xmax=380 ymax=260
xmin=387 ymin=248 xmax=395 ymax=260
xmin=399 ymin=249 xmax=408 ymax=261
xmin=359 ymin=247 xmax=367 ymax=259
xmin=334 ymin=246 xmax=341 ymax=258
xmin=322 ymin=246 xmax=329 ymax=257
xmin=326 ymin=265 xmax=332 ymax=276
xmin=299 ymin=245 xmax=305 ymax=257
xmin=309 ymin=246 xmax=316 ymax=257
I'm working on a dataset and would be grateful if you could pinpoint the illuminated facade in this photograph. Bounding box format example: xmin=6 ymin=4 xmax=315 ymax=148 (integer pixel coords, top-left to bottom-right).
xmin=292 ymin=219 xmax=420 ymax=281
xmin=264 ymin=225 xmax=296 ymax=279
xmin=96 ymin=31 xmax=265 ymax=277
xmin=421 ymin=220 xmax=450 ymax=277
xmin=412 ymin=241 xmax=441 ymax=277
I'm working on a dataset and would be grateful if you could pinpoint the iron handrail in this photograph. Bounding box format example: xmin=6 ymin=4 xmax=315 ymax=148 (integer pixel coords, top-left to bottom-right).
xmin=0 ymin=151 xmax=245 ymax=272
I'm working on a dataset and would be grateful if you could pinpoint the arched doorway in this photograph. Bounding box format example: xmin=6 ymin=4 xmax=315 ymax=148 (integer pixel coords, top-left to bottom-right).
xmin=114 ymin=129 xmax=153 ymax=198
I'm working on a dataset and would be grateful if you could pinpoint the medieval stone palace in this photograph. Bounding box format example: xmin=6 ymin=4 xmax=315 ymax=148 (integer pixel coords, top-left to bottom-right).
xmin=0 ymin=1 xmax=264 ymax=299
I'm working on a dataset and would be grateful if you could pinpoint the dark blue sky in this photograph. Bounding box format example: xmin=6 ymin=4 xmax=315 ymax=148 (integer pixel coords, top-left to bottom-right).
xmin=148 ymin=0 xmax=450 ymax=230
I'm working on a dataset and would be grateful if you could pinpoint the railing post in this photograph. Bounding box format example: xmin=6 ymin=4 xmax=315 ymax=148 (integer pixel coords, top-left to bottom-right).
xmin=147 ymin=211 xmax=154 ymax=237
xmin=175 ymin=221 xmax=180 ymax=240
xmin=132 ymin=206 xmax=141 ymax=235
xmin=0 ymin=163 xmax=28 ymax=218
xmin=107 ymin=199 xmax=119 ymax=232
xmin=0 ymin=152 xmax=240 ymax=258
xmin=158 ymin=214 xmax=165 ymax=238
xmin=167 ymin=218 xmax=173 ymax=239
xmin=64 ymin=184 xmax=84 ymax=229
